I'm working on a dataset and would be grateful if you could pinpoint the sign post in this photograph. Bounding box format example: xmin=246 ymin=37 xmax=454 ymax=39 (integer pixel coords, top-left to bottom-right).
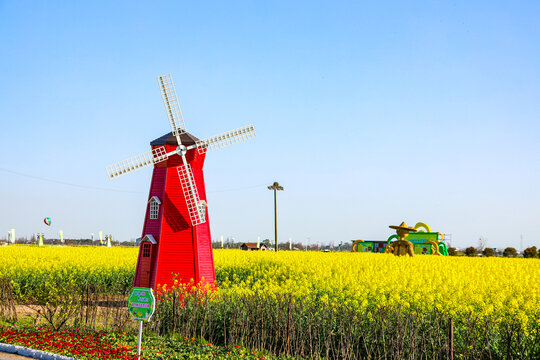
xmin=128 ymin=287 xmax=156 ymax=359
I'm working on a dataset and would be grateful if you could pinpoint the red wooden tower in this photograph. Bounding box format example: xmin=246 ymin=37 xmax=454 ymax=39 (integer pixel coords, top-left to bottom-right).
xmin=106 ymin=74 xmax=255 ymax=290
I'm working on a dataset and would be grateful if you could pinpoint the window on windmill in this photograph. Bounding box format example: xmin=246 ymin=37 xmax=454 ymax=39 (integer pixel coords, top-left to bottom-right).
xmin=150 ymin=201 xmax=159 ymax=219
xmin=143 ymin=243 xmax=151 ymax=257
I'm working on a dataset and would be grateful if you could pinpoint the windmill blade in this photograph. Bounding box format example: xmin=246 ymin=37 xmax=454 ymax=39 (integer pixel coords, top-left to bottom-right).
xmin=177 ymin=164 xmax=206 ymax=226
xmin=106 ymin=146 xmax=168 ymax=179
xmin=158 ymin=74 xmax=186 ymax=144
xmin=194 ymin=125 xmax=255 ymax=154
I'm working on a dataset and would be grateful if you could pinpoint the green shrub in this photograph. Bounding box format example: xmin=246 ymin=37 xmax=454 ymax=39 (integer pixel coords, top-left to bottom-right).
xmin=483 ymin=248 xmax=495 ymax=257
xmin=503 ymin=247 xmax=517 ymax=257
xmin=523 ymin=246 xmax=538 ymax=258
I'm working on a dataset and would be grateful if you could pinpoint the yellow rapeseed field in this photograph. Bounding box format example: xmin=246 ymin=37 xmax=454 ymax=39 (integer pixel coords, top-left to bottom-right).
xmin=215 ymin=250 xmax=540 ymax=329
xmin=1 ymin=246 xmax=539 ymax=328
xmin=0 ymin=246 xmax=136 ymax=298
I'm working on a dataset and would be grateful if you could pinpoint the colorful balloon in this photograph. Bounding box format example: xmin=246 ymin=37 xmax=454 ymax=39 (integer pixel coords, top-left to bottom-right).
xmin=43 ymin=217 xmax=51 ymax=226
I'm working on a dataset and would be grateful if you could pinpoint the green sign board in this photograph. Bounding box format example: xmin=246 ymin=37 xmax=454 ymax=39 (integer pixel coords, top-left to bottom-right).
xmin=406 ymin=233 xmax=440 ymax=255
xmin=406 ymin=232 xmax=439 ymax=243
xmin=413 ymin=243 xmax=434 ymax=255
xmin=128 ymin=287 xmax=156 ymax=321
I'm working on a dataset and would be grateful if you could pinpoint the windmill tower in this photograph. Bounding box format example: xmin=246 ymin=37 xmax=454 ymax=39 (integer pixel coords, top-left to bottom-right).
xmin=106 ymin=74 xmax=255 ymax=290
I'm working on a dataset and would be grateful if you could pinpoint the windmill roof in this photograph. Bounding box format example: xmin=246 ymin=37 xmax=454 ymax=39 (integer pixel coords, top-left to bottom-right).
xmin=150 ymin=131 xmax=199 ymax=146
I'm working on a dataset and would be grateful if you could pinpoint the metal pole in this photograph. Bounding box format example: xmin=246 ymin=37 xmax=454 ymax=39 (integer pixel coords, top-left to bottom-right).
xmin=137 ymin=320 xmax=143 ymax=358
xmin=449 ymin=318 xmax=453 ymax=360
xmin=274 ymin=188 xmax=278 ymax=252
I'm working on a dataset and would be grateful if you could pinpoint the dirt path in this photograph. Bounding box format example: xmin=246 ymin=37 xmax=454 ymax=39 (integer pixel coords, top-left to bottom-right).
xmin=0 ymin=352 xmax=34 ymax=359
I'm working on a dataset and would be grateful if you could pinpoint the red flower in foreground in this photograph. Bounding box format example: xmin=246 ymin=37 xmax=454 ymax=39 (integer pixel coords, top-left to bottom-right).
xmin=0 ymin=327 xmax=137 ymax=360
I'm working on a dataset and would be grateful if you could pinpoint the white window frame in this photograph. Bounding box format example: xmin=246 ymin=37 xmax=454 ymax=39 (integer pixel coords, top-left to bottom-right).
xmin=148 ymin=196 xmax=161 ymax=220
xmin=150 ymin=202 xmax=159 ymax=219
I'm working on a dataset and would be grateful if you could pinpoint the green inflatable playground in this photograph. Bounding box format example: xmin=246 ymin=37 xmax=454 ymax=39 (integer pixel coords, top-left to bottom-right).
xmin=352 ymin=222 xmax=449 ymax=256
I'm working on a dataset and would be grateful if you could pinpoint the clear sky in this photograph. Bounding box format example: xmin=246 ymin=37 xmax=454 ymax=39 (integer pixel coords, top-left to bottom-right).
xmin=0 ymin=1 xmax=538 ymax=249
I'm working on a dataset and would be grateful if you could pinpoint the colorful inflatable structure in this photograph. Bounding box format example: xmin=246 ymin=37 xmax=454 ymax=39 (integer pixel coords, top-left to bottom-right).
xmin=352 ymin=221 xmax=449 ymax=256
xmin=351 ymin=240 xmax=387 ymax=253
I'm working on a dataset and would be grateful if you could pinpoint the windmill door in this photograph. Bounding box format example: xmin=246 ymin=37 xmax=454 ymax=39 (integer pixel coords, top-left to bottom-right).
xmin=138 ymin=242 xmax=153 ymax=288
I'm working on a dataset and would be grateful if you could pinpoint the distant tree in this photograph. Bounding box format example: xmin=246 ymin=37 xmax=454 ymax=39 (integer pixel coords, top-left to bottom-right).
xmin=277 ymin=243 xmax=287 ymax=250
xmin=465 ymin=247 xmax=478 ymax=257
xmin=277 ymin=242 xmax=302 ymax=250
xmin=262 ymin=239 xmax=271 ymax=247
xmin=308 ymin=243 xmax=321 ymax=251
xmin=448 ymin=247 xmax=458 ymax=256
xmin=482 ymin=248 xmax=495 ymax=257
xmin=503 ymin=247 xmax=517 ymax=257
xmin=523 ymin=246 xmax=538 ymax=258
xmin=212 ymin=241 xmax=224 ymax=249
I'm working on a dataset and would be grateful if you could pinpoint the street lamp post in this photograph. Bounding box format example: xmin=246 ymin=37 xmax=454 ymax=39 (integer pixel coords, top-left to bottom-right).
xmin=267 ymin=181 xmax=284 ymax=252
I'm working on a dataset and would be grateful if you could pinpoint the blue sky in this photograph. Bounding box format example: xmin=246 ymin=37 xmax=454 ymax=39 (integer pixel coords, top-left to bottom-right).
xmin=0 ymin=1 xmax=538 ymax=249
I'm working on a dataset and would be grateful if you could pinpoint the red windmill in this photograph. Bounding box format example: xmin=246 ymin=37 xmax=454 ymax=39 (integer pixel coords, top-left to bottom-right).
xmin=106 ymin=74 xmax=255 ymax=290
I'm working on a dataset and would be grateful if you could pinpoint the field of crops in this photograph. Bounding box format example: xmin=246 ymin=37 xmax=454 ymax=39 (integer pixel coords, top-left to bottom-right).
xmin=1 ymin=246 xmax=539 ymax=358
xmin=0 ymin=246 xmax=135 ymax=300
xmin=218 ymin=250 xmax=540 ymax=325
xmin=1 ymin=246 xmax=539 ymax=325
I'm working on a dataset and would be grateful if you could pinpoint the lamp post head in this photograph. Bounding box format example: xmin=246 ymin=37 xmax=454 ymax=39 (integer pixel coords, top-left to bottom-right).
xmin=268 ymin=181 xmax=284 ymax=191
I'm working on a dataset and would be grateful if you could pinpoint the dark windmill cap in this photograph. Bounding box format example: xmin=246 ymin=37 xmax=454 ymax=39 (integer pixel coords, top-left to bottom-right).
xmin=150 ymin=131 xmax=200 ymax=146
